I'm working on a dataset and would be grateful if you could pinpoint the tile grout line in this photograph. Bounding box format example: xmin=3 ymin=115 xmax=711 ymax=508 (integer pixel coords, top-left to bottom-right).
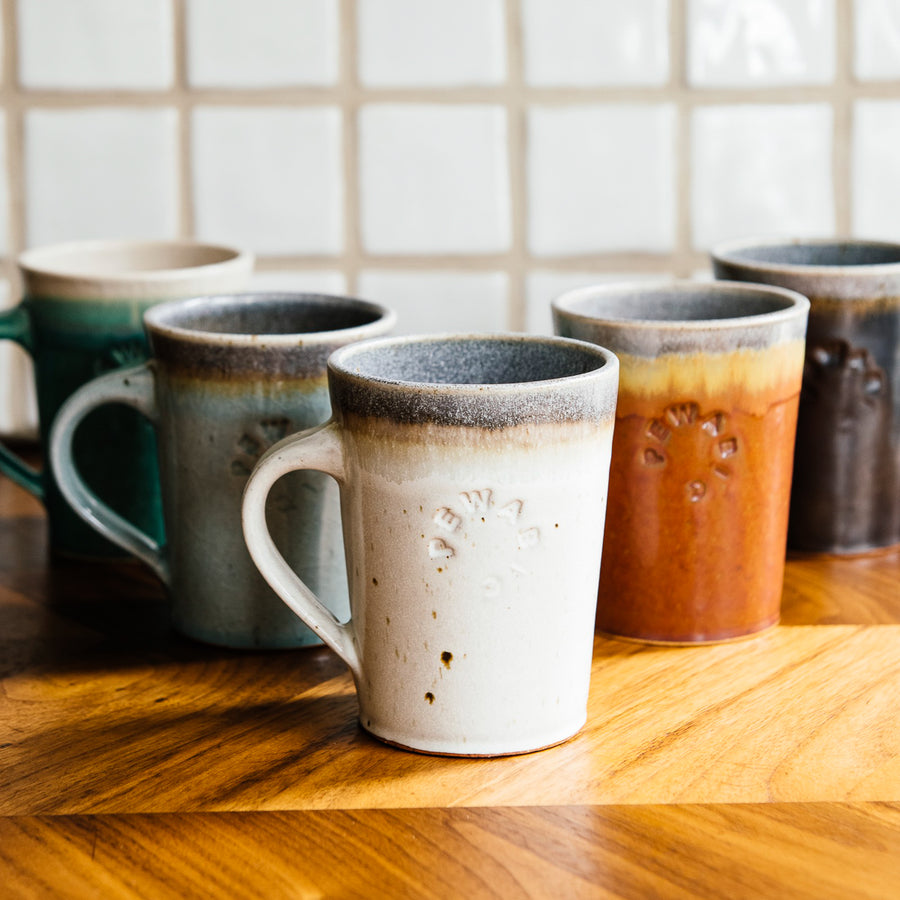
xmin=0 ymin=4 xmax=896 ymax=299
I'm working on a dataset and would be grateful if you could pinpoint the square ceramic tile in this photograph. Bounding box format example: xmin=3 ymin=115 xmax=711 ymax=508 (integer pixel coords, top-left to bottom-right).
xmin=17 ymin=0 xmax=173 ymax=90
xmin=527 ymin=105 xmax=676 ymax=256
xmin=687 ymin=0 xmax=835 ymax=86
xmin=525 ymin=270 xmax=671 ymax=335
xmin=358 ymin=0 xmax=505 ymax=87
xmin=522 ymin=0 xmax=669 ymax=87
xmin=250 ymin=269 xmax=348 ymax=295
xmin=186 ymin=0 xmax=338 ymax=88
xmin=25 ymin=108 xmax=179 ymax=247
xmin=192 ymin=106 xmax=343 ymax=256
xmin=359 ymin=105 xmax=510 ymax=255
xmin=691 ymin=104 xmax=834 ymax=249
xmin=852 ymin=101 xmax=900 ymax=239
xmin=854 ymin=0 xmax=900 ymax=81
xmin=357 ymin=270 xmax=509 ymax=334
xmin=0 ymin=279 xmax=37 ymax=439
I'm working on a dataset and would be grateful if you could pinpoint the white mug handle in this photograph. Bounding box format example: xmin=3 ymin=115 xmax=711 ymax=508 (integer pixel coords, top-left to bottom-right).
xmin=242 ymin=422 xmax=361 ymax=679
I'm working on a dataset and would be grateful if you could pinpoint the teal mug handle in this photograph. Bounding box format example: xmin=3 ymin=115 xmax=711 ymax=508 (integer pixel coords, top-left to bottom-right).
xmin=49 ymin=362 xmax=169 ymax=583
xmin=0 ymin=305 xmax=42 ymax=497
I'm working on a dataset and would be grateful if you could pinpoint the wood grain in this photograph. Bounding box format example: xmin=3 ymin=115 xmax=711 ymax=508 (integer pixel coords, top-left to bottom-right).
xmin=1 ymin=803 xmax=899 ymax=900
xmin=2 ymin=473 xmax=900 ymax=897
xmin=3 ymin=611 xmax=900 ymax=813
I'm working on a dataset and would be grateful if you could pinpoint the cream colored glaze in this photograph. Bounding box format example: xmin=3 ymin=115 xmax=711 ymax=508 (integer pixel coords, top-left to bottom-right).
xmin=614 ymin=340 xmax=806 ymax=418
xmin=340 ymin=422 xmax=613 ymax=754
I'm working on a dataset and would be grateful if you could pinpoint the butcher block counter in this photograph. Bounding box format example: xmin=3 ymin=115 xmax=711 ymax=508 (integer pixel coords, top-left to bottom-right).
xmin=1 ymin=469 xmax=899 ymax=899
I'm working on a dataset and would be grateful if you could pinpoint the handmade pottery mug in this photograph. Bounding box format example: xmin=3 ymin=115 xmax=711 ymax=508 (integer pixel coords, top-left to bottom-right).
xmin=0 ymin=239 xmax=253 ymax=558
xmin=553 ymin=281 xmax=809 ymax=644
xmin=50 ymin=293 xmax=395 ymax=649
xmin=712 ymin=237 xmax=900 ymax=555
xmin=242 ymin=334 xmax=619 ymax=756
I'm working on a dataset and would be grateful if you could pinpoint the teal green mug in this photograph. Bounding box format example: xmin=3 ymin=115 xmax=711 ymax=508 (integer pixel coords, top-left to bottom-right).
xmin=50 ymin=292 xmax=396 ymax=648
xmin=0 ymin=239 xmax=253 ymax=558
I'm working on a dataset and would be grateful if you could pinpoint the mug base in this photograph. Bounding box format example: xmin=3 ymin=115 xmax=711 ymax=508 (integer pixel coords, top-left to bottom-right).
xmin=596 ymin=618 xmax=779 ymax=647
xmin=787 ymin=541 xmax=900 ymax=561
xmin=359 ymin=721 xmax=583 ymax=758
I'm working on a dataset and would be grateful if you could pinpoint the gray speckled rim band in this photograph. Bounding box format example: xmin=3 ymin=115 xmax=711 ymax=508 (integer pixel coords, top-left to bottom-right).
xmin=145 ymin=292 xmax=397 ymax=378
xmin=711 ymin=236 xmax=900 ymax=302
xmin=327 ymin=333 xmax=619 ymax=428
xmin=552 ymin=280 xmax=809 ymax=357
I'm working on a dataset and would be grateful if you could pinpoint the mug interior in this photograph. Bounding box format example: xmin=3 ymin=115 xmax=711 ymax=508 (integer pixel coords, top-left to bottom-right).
xmin=333 ymin=335 xmax=609 ymax=385
xmin=555 ymin=285 xmax=799 ymax=324
xmin=152 ymin=294 xmax=386 ymax=336
xmin=716 ymin=240 xmax=900 ymax=268
xmin=21 ymin=240 xmax=243 ymax=277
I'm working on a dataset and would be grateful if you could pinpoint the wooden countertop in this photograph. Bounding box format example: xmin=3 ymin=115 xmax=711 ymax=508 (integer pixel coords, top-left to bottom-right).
xmin=1 ymin=472 xmax=899 ymax=898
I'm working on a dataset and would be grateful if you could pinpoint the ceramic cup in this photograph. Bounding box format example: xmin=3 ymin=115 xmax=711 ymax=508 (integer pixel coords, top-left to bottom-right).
xmin=553 ymin=281 xmax=809 ymax=644
xmin=49 ymin=293 xmax=395 ymax=649
xmin=241 ymin=334 xmax=619 ymax=756
xmin=0 ymin=239 xmax=253 ymax=558
xmin=712 ymin=237 xmax=900 ymax=555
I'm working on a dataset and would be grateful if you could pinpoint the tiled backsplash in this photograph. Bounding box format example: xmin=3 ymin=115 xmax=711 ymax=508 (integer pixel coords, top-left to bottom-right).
xmin=1 ymin=0 xmax=900 ymax=435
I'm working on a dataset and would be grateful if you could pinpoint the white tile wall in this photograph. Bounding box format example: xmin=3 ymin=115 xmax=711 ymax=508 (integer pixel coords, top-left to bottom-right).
xmin=854 ymin=0 xmax=900 ymax=81
xmin=357 ymin=270 xmax=508 ymax=334
xmin=250 ymin=269 xmax=348 ymax=296
xmin=525 ymin=270 xmax=671 ymax=335
xmin=358 ymin=0 xmax=505 ymax=87
xmin=186 ymin=0 xmax=339 ymax=88
xmin=191 ymin=106 xmax=343 ymax=256
xmin=852 ymin=100 xmax=900 ymax=240
xmin=358 ymin=105 xmax=511 ymax=255
xmin=527 ymin=105 xmax=676 ymax=256
xmin=25 ymin=108 xmax=179 ymax=247
xmin=2 ymin=1 xmax=900 ymax=440
xmin=688 ymin=0 xmax=835 ymax=86
xmin=691 ymin=104 xmax=835 ymax=249
xmin=522 ymin=0 xmax=669 ymax=87
xmin=17 ymin=0 xmax=174 ymax=90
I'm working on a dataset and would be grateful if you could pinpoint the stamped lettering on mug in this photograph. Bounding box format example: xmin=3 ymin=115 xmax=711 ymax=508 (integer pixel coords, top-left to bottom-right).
xmin=425 ymin=488 xmax=542 ymax=595
xmin=642 ymin=404 xmax=739 ymax=500
xmin=230 ymin=418 xmax=292 ymax=478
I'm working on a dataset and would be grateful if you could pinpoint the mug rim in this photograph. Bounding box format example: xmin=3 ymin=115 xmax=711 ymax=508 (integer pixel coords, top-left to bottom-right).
xmin=327 ymin=331 xmax=617 ymax=391
xmin=551 ymin=279 xmax=810 ymax=331
xmin=144 ymin=291 xmax=397 ymax=347
xmin=18 ymin=238 xmax=252 ymax=283
xmin=710 ymin=235 xmax=900 ymax=275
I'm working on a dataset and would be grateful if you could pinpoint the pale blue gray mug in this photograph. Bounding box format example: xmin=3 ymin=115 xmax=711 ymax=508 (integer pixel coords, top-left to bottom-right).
xmin=49 ymin=292 xmax=395 ymax=648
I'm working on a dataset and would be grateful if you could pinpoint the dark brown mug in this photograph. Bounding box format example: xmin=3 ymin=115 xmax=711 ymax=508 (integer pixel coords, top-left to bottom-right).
xmin=713 ymin=238 xmax=900 ymax=556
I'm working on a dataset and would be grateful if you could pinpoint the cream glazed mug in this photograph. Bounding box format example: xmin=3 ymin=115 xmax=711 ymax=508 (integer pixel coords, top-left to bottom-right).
xmin=242 ymin=334 xmax=619 ymax=757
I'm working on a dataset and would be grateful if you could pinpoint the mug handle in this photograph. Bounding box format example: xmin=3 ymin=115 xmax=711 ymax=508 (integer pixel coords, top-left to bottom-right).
xmin=242 ymin=423 xmax=361 ymax=680
xmin=0 ymin=305 xmax=42 ymax=497
xmin=48 ymin=362 xmax=169 ymax=584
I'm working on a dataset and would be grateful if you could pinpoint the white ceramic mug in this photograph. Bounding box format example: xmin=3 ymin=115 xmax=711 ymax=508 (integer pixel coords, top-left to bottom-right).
xmin=242 ymin=334 xmax=619 ymax=757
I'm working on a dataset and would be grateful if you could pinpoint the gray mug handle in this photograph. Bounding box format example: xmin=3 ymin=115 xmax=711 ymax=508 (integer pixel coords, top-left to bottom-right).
xmin=49 ymin=362 xmax=169 ymax=583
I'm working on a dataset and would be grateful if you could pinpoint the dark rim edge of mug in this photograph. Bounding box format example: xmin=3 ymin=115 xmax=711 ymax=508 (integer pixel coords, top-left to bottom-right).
xmin=144 ymin=292 xmax=398 ymax=347
xmin=326 ymin=332 xmax=619 ymax=393
xmin=551 ymin=280 xmax=810 ymax=332
xmin=710 ymin=235 xmax=900 ymax=276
